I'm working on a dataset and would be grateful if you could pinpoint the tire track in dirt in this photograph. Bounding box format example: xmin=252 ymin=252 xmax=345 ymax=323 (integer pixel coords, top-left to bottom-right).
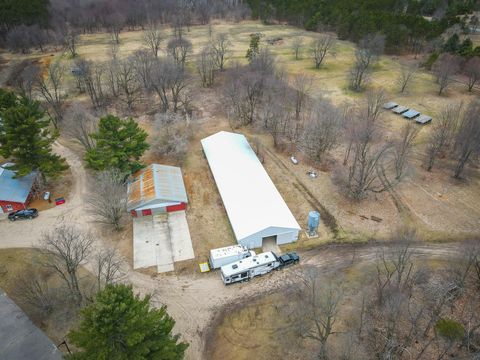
xmin=263 ymin=147 xmax=341 ymax=237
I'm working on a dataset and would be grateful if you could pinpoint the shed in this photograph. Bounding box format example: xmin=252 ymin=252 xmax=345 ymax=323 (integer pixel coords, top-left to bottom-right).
xmin=383 ymin=101 xmax=398 ymax=109
xmin=0 ymin=289 xmax=62 ymax=360
xmin=402 ymin=109 xmax=420 ymax=119
xmin=127 ymin=164 xmax=188 ymax=217
xmin=392 ymin=105 xmax=409 ymax=114
xmin=201 ymin=131 xmax=300 ymax=249
xmin=0 ymin=164 xmax=37 ymax=214
xmin=416 ymin=114 xmax=432 ymax=124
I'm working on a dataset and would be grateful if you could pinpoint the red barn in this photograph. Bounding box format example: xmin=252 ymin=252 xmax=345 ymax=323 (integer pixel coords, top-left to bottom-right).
xmin=0 ymin=164 xmax=37 ymax=214
xmin=127 ymin=164 xmax=188 ymax=217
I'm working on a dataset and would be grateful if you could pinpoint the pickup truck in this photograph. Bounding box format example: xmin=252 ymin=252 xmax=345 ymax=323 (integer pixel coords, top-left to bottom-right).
xmin=277 ymin=252 xmax=300 ymax=267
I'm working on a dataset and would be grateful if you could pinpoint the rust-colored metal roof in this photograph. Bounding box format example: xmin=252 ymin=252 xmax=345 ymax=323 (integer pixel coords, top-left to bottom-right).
xmin=127 ymin=164 xmax=188 ymax=211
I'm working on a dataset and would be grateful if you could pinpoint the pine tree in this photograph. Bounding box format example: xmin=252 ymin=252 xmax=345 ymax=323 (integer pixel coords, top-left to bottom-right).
xmin=85 ymin=114 xmax=149 ymax=174
xmin=0 ymin=90 xmax=68 ymax=179
xmin=68 ymin=284 xmax=188 ymax=360
xmin=246 ymin=33 xmax=261 ymax=62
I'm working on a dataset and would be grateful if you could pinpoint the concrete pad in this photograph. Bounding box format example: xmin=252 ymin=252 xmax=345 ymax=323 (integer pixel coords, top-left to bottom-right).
xmin=168 ymin=211 xmax=195 ymax=262
xmin=133 ymin=215 xmax=174 ymax=272
xmin=153 ymin=215 xmax=174 ymax=273
xmin=133 ymin=215 xmax=158 ymax=269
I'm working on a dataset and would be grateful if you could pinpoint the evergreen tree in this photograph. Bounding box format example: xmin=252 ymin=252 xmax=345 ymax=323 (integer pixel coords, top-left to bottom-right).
xmin=68 ymin=284 xmax=188 ymax=360
xmin=246 ymin=33 xmax=261 ymax=62
xmin=0 ymin=90 xmax=67 ymax=179
xmin=85 ymin=114 xmax=149 ymax=174
xmin=458 ymin=38 xmax=473 ymax=57
xmin=442 ymin=33 xmax=460 ymax=53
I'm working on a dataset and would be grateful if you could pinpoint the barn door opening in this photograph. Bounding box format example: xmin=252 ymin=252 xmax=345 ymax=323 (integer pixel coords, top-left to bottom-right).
xmin=262 ymin=235 xmax=278 ymax=252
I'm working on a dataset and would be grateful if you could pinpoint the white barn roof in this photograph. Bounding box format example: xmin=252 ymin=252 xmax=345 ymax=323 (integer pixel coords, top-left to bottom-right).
xmin=201 ymin=131 xmax=300 ymax=242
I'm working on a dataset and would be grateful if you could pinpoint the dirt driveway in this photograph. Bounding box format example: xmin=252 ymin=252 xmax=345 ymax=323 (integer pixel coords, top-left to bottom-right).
xmin=0 ymin=142 xmax=88 ymax=248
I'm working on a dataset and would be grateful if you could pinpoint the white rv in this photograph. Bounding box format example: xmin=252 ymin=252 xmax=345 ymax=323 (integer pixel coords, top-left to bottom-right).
xmin=209 ymin=245 xmax=255 ymax=269
xmin=220 ymin=251 xmax=280 ymax=285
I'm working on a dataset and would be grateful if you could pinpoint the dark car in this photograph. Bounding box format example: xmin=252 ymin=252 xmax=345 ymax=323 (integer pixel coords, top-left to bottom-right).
xmin=8 ymin=208 xmax=39 ymax=221
xmin=278 ymin=252 xmax=300 ymax=267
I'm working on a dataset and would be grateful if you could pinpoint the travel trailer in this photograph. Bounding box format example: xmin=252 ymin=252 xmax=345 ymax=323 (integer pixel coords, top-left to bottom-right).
xmin=209 ymin=245 xmax=255 ymax=269
xmin=220 ymin=251 xmax=280 ymax=285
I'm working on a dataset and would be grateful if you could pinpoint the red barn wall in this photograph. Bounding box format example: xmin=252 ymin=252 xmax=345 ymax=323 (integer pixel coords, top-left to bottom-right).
xmin=0 ymin=200 xmax=26 ymax=213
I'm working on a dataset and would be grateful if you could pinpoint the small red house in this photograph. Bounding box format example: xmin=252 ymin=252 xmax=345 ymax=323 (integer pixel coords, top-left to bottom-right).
xmin=0 ymin=164 xmax=37 ymax=214
xmin=127 ymin=164 xmax=188 ymax=217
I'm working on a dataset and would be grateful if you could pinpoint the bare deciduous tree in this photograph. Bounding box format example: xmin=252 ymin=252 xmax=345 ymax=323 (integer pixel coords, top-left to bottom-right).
xmin=302 ymin=99 xmax=342 ymax=162
xmin=132 ymin=49 xmax=155 ymax=91
xmin=143 ymin=23 xmax=162 ymax=58
xmin=349 ymin=33 xmax=385 ymax=91
xmin=13 ymin=268 xmax=55 ymax=315
xmin=116 ymin=57 xmax=141 ymax=111
xmin=153 ymin=112 xmax=191 ymax=161
xmin=63 ymin=27 xmax=79 ymax=58
xmin=226 ymin=68 xmax=265 ymax=126
xmin=167 ymin=37 xmax=192 ymax=68
xmin=38 ymin=224 xmax=94 ymax=303
xmin=424 ymin=102 xmax=461 ymax=171
xmin=75 ymin=59 xmax=106 ymax=109
xmin=294 ymin=267 xmax=343 ymax=359
xmin=258 ymin=77 xmax=290 ymax=147
xmin=292 ymin=73 xmax=312 ymax=124
xmin=338 ymin=92 xmax=392 ymax=199
xmin=106 ymin=58 xmax=119 ymax=98
xmin=433 ymin=53 xmax=461 ymax=96
xmin=196 ymin=46 xmax=216 ymax=87
xmin=393 ymin=122 xmax=419 ymax=180
xmin=211 ymin=32 xmax=231 ymax=71
xmin=151 ymin=58 xmax=173 ymax=112
xmin=87 ymin=169 xmax=127 ymax=231
xmin=35 ymin=61 xmax=65 ymax=127
xmin=64 ymin=103 xmax=98 ymax=151
xmin=12 ymin=64 xmax=40 ymax=100
xmin=291 ymin=36 xmax=303 ymax=60
xmin=464 ymin=57 xmax=480 ymax=92
xmin=106 ymin=12 xmax=124 ymax=44
xmin=453 ymin=100 xmax=480 ymax=178
xmin=397 ymin=63 xmax=418 ymax=93
xmin=310 ymin=34 xmax=335 ymax=69
xmin=93 ymin=247 xmax=123 ymax=292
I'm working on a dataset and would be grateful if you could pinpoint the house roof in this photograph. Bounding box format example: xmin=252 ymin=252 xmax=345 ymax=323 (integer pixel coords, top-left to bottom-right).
xmin=0 ymin=165 xmax=36 ymax=203
xmin=0 ymin=289 xmax=63 ymax=360
xmin=201 ymin=131 xmax=300 ymax=242
xmin=127 ymin=164 xmax=188 ymax=211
